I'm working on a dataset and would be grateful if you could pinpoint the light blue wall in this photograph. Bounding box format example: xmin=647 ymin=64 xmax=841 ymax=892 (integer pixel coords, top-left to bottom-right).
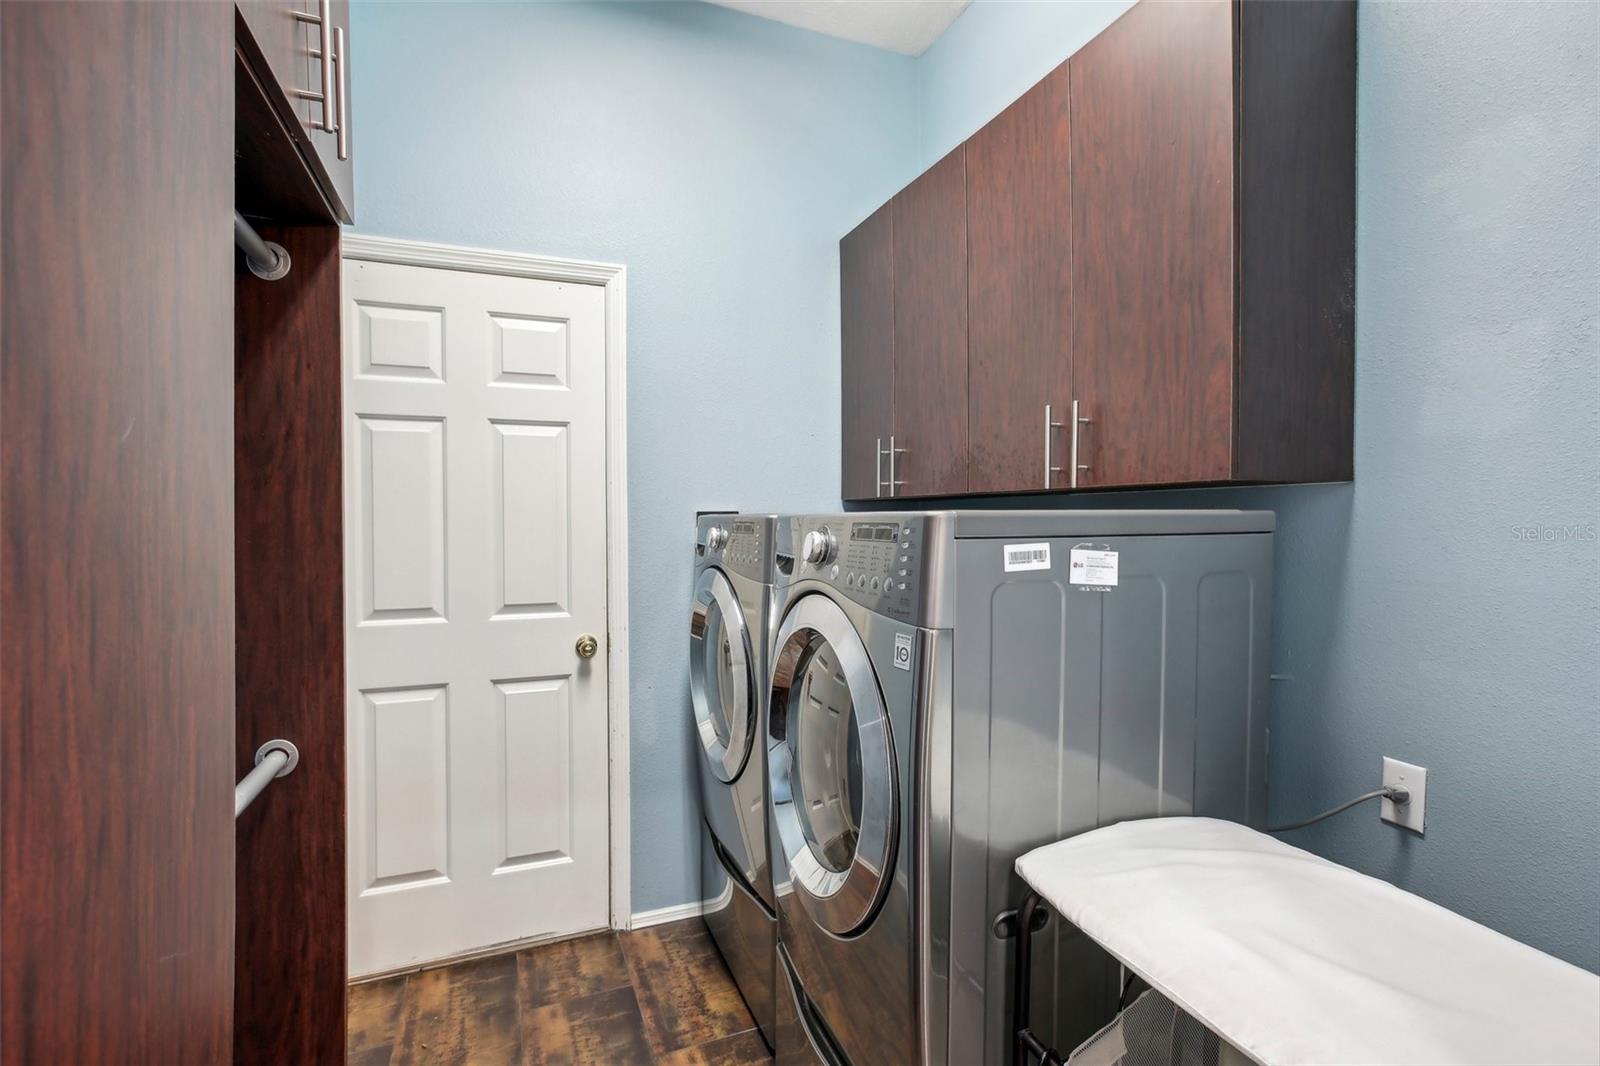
xmin=349 ymin=0 xmax=919 ymax=913
xmin=352 ymin=0 xmax=1599 ymax=968
xmin=915 ymin=0 xmax=1132 ymax=167
xmin=917 ymin=0 xmax=1600 ymax=969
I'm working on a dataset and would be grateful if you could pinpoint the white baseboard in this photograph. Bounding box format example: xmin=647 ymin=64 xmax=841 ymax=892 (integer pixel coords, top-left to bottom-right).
xmin=349 ymin=924 xmax=602 ymax=984
xmin=347 ymin=904 xmax=707 ymax=982
xmin=626 ymin=899 xmax=704 ymax=931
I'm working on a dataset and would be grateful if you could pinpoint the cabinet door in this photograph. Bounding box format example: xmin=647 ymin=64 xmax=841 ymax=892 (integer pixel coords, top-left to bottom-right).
xmin=300 ymin=0 xmax=354 ymax=222
xmin=1070 ymin=0 xmax=1235 ymax=487
xmin=4 ymin=2 xmax=237 ymax=1060
xmin=840 ymin=204 xmax=894 ymax=500
xmin=237 ymin=0 xmax=312 ymax=125
xmin=967 ymin=62 xmax=1073 ymax=494
xmin=892 ymin=146 xmax=969 ymax=498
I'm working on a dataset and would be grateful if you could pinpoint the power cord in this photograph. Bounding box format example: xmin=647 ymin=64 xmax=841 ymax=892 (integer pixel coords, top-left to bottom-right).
xmin=1267 ymin=785 xmax=1410 ymax=834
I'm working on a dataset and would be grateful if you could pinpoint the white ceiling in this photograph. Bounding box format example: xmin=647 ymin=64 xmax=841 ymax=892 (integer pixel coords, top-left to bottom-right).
xmin=708 ymin=0 xmax=972 ymax=56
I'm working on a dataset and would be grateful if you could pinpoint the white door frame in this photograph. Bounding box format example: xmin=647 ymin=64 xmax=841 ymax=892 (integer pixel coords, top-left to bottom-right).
xmin=341 ymin=233 xmax=632 ymax=930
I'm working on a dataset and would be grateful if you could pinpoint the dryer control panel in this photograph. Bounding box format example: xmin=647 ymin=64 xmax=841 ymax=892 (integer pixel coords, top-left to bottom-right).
xmin=699 ymin=516 xmax=770 ymax=583
xmin=793 ymin=515 xmax=928 ymax=624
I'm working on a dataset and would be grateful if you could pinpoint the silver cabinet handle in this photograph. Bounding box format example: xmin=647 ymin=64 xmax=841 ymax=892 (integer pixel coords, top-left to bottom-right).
xmin=293 ymin=0 xmax=336 ymax=132
xmin=1044 ymin=404 xmax=1064 ymax=488
xmin=889 ymin=435 xmax=907 ymax=497
xmin=334 ymin=26 xmax=349 ymax=160
xmin=1069 ymin=400 xmax=1091 ymax=488
xmin=875 ymin=436 xmax=885 ymax=497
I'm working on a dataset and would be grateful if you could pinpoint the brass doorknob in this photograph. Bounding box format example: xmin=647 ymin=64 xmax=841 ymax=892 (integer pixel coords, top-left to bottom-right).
xmin=575 ymin=634 xmax=600 ymax=660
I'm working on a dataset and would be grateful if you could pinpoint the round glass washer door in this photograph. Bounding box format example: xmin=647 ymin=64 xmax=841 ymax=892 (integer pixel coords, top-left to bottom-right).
xmin=768 ymin=592 xmax=897 ymax=937
xmin=690 ymin=566 xmax=757 ymax=783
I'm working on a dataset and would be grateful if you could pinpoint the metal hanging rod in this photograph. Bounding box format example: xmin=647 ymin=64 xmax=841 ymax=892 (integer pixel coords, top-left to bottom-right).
xmin=234 ymin=211 xmax=291 ymax=281
xmin=235 ymin=738 xmax=299 ymax=818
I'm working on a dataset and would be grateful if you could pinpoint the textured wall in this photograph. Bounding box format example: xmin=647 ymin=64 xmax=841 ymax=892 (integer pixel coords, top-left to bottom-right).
xmin=349 ymin=0 xmax=918 ymax=913
xmin=351 ymin=0 xmax=1599 ymax=967
xmin=916 ymin=0 xmax=1600 ymax=968
xmin=914 ymin=0 xmax=1132 ymax=168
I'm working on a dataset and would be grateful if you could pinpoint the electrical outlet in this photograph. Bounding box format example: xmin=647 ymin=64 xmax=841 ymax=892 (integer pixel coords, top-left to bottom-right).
xmin=1381 ymin=757 xmax=1427 ymax=834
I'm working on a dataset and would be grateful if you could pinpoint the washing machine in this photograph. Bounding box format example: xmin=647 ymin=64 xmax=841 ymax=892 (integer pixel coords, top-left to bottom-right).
xmin=767 ymin=510 xmax=1275 ymax=1065
xmin=691 ymin=513 xmax=778 ymax=1048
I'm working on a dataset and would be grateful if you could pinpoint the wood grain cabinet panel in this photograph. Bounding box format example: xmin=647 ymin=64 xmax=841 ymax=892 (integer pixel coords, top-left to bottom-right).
xmin=891 ymin=145 xmax=970 ymax=498
xmin=967 ymin=61 xmax=1073 ymax=493
xmin=2 ymin=3 xmax=237 ymax=1061
xmin=836 ymin=0 xmax=1355 ymax=499
xmin=1069 ymin=0 xmax=1236 ymax=488
xmin=236 ymin=0 xmax=313 ymax=126
xmin=840 ymin=204 xmax=894 ymax=500
xmin=1234 ymin=0 xmax=1358 ymax=483
xmin=234 ymin=224 xmax=348 ymax=1066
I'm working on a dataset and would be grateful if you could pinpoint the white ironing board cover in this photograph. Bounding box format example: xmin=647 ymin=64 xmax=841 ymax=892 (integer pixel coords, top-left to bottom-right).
xmin=1015 ymin=817 xmax=1600 ymax=1066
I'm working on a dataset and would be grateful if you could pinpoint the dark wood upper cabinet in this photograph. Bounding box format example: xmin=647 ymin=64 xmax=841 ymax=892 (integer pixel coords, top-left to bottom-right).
xmin=891 ymin=145 xmax=970 ymax=498
xmin=235 ymin=1 xmax=314 ymax=127
xmin=839 ymin=0 xmax=1356 ymax=498
xmin=841 ymin=204 xmax=895 ymax=500
xmin=235 ymin=0 xmax=354 ymax=223
xmin=303 ymin=0 xmax=354 ymax=220
xmin=232 ymin=12 xmax=351 ymax=1061
xmin=1070 ymin=0 xmax=1236 ymax=488
xmin=1234 ymin=0 xmax=1358 ymax=484
xmin=967 ymin=61 xmax=1073 ymax=493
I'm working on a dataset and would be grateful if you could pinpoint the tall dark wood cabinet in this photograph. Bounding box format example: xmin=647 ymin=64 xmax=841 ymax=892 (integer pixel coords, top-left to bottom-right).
xmin=891 ymin=146 xmax=970 ymax=498
xmin=232 ymin=224 xmax=347 ymax=1066
xmin=840 ymin=0 xmax=1357 ymax=500
xmin=1069 ymin=0 xmax=1236 ymax=488
xmin=967 ymin=62 xmax=1074 ymax=493
xmin=233 ymin=6 xmax=352 ymax=1065
xmin=841 ymin=204 xmax=895 ymax=500
xmin=2 ymin=3 xmax=238 ymax=1062
xmin=3 ymin=4 xmax=353 ymax=1063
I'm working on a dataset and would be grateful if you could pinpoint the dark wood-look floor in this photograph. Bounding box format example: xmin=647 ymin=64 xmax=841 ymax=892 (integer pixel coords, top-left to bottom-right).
xmin=348 ymin=919 xmax=772 ymax=1065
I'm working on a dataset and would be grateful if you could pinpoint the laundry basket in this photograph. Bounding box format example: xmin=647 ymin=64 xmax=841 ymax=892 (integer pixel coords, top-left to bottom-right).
xmin=1065 ymin=989 xmax=1224 ymax=1066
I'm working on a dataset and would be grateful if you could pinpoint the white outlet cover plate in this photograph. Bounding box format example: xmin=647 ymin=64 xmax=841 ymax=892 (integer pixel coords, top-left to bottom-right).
xmin=1381 ymin=757 xmax=1427 ymax=834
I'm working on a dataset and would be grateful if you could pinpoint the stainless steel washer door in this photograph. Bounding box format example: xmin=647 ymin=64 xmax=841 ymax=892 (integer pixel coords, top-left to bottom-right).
xmin=769 ymin=593 xmax=897 ymax=937
xmin=691 ymin=567 xmax=756 ymax=783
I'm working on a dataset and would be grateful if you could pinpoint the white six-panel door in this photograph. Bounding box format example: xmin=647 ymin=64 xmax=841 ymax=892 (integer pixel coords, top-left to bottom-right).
xmin=343 ymin=256 xmax=610 ymax=976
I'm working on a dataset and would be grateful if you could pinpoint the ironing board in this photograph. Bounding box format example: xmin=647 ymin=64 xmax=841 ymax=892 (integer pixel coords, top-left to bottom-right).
xmin=1012 ymin=817 xmax=1600 ymax=1066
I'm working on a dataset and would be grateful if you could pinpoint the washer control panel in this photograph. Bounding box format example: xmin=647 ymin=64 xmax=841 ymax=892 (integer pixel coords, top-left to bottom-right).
xmin=794 ymin=516 xmax=925 ymax=623
xmin=699 ymin=516 xmax=769 ymax=582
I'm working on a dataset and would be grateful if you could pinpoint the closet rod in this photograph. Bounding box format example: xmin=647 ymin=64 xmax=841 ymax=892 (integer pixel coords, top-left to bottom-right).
xmin=235 ymin=739 xmax=299 ymax=818
xmin=234 ymin=211 xmax=291 ymax=280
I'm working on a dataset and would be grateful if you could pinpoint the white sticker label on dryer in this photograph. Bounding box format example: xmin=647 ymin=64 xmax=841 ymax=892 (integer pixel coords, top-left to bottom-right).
xmin=1069 ymin=547 xmax=1119 ymax=587
xmin=1003 ymin=542 xmax=1051 ymax=572
xmin=893 ymin=632 xmax=913 ymax=671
